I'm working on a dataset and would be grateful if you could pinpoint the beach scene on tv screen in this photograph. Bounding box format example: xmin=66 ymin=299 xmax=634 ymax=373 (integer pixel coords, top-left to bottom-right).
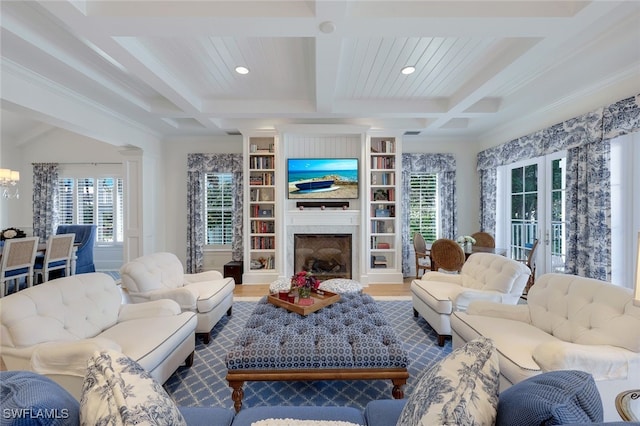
xmin=288 ymin=158 xmax=358 ymax=199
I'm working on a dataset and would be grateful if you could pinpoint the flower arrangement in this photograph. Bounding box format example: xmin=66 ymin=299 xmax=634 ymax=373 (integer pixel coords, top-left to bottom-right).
xmin=290 ymin=271 xmax=320 ymax=298
xmin=456 ymin=235 xmax=476 ymax=245
xmin=0 ymin=227 xmax=26 ymax=241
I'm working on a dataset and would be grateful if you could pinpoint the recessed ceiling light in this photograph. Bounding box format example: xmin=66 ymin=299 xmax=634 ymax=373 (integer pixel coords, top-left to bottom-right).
xmin=235 ymin=66 xmax=249 ymax=75
xmin=401 ymin=66 xmax=415 ymax=75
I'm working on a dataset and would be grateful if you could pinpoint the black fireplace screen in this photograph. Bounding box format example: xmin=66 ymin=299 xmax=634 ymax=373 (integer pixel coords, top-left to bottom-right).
xmin=294 ymin=234 xmax=352 ymax=280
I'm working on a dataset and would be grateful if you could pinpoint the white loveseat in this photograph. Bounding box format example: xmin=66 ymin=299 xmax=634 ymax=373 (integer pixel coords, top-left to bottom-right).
xmin=411 ymin=252 xmax=530 ymax=346
xmin=451 ymin=273 xmax=640 ymax=421
xmin=120 ymin=252 xmax=235 ymax=343
xmin=0 ymin=272 xmax=197 ymax=400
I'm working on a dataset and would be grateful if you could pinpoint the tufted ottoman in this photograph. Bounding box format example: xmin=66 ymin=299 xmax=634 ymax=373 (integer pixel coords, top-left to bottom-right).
xmin=225 ymin=293 xmax=409 ymax=412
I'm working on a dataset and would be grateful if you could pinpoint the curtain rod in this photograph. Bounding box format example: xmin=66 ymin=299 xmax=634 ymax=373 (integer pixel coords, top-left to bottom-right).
xmin=32 ymin=162 xmax=122 ymax=165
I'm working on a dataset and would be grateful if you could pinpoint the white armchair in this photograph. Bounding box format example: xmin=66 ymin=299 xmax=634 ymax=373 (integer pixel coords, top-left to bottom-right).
xmin=451 ymin=273 xmax=640 ymax=421
xmin=120 ymin=252 xmax=235 ymax=344
xmin=411 ymin=252 xmax=530 ymax=346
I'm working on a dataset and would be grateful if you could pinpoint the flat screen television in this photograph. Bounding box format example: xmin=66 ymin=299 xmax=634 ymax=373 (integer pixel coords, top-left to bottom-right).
xmin=287 ymin=158 xmax=359 ymax=199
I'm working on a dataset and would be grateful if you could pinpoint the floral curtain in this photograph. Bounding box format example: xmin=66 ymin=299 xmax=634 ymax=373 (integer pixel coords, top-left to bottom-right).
xmin=565 ymin=140 xmax=611 ymax=280
xmin=401 ymin=153 xmax=456 ymax=277
xmin=32 ymin=163 xmax=59 ymax=240
xmin=186 ymin=154 xmax=243 ymax=273
xmin=476 ymin=93 xmax=639 ymax=279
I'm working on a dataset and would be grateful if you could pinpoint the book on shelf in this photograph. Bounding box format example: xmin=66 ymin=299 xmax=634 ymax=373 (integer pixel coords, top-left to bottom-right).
xmin=371 ymin=255 xmax=388 ymax=268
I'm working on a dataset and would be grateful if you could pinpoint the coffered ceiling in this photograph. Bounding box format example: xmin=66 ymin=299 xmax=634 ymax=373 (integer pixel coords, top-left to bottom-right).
xmin=1 ymin=1 xmax=639 ymax=145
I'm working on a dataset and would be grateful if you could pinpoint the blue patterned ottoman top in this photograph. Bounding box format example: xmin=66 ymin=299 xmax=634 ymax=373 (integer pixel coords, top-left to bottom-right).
xmin=226 ymin=293 xmax=408 ymax=370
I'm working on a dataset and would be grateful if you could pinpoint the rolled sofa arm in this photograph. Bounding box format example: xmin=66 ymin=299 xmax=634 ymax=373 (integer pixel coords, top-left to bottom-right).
xmin=30 ymin=338 xmax=121 ymax=378
xmin=454 ymin=290 xmax=503 ymax=312
xmin=184 ymin=270 xmax=225 ymax=283
xmin=118 ymin=299 xmax=182 ymax=321
xmin=533 ymin=340 xmax=638 ymax=381
xmin=466 ymin=300 xmax=531 ymax=323
xmin=140 ymin=287 xmax=198 ymax=311
xmin=420 ymin=271 xmax=463 ymax=284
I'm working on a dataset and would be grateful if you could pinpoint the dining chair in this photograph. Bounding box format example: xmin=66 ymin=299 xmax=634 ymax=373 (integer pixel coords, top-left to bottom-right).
xmin=429 ymin=238 xmax=465 ymax=273
xmin=471 ymin=231 xmax=495 ymax=248
xmin=413 ymin=232 xmax=430 ymax=278
xmin=33 ymin=233 xmax=76 ymax=283
xmin=517 ymin=238 xmax=539 ymax=297
xmin=56 ymin=225 xmax=96 ymax=274
xmin=0 ymin=236 xmax=39 ymax=297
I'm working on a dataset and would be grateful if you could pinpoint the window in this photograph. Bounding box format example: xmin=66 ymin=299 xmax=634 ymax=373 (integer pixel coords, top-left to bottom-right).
xmin=205 ymin=173 xmax=233 ymax=246
xmin=57 ymin=176 xmax=124 ymax=244
xmin=408 ymin=173 xmax=438 ymax=242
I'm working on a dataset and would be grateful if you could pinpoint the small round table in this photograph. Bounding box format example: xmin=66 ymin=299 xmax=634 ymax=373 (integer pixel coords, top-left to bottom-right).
xmin=615 ymin=389 xmax=639 ymax=421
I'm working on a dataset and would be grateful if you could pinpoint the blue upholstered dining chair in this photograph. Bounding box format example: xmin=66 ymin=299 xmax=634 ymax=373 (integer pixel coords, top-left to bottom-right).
xmin=56 ymin=224 xmax=97 ymax=274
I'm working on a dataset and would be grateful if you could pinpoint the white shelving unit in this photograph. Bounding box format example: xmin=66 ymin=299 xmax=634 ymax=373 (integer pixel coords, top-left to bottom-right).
xmin=244 ymin=135 xmax=279 ymax=283
xmin=367 ymin=135 xmax=403 ymax=283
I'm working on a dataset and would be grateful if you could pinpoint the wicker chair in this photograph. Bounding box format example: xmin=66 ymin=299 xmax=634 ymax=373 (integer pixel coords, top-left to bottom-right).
xmin=471 ymin=232 xmax=495 ymax=248
xmin=429 ymin=238 xmax=465 ymax=273
xmin=413 ymin=232 xmax=430 ymax=279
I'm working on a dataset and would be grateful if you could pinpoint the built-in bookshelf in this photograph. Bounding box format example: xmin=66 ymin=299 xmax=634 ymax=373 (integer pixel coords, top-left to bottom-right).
xmin=246 ymin=136 xmax=277 ymax=277
xmin=367 ymin=136 xmax=401 ymax=281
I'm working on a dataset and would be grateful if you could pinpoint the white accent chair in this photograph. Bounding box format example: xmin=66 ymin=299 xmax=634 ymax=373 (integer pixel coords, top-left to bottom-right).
xmin=120 ymin=252 xmax=235 ymax=344
xmin=411 ymin=252 xmax=530 ymax=346
xmin=451 ymin=273 xmax=640 ymax=421
xmin=0 ymin=272 xmax=197 ymax=400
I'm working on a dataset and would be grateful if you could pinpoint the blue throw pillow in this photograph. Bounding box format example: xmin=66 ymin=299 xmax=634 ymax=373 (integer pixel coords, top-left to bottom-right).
xmin=496 ymin=370 xmax=603 ymax=425
xmin=0 ymin=371 xmax=80 ymax=426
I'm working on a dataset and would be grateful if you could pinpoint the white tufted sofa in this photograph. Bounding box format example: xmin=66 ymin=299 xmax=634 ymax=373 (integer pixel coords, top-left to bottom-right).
xmin=411 ymin=252 xmax=531 ymax=346
xmin=0 ymin=272 xmax=197 ymax=400
xmin=451 ymin=273 xmax=640 ymax=421
xmin=120 ymin=252 xmax=234 ymax=343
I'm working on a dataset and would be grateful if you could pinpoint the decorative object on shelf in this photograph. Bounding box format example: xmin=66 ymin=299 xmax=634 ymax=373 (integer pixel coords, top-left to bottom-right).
xmin=0 ymin=227 xmax=26 ymax=241
xmin=290 ymin=271 xmax=319 ymax=300
xmin=0 ymin=169 xmax=20 ymax=199
xmin=456 ymin=235 xmax=477 ymax=253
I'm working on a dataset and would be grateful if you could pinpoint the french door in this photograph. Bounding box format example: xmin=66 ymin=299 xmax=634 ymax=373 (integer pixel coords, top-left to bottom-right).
xmin=501 ymin=151 xmax=567 ymax=276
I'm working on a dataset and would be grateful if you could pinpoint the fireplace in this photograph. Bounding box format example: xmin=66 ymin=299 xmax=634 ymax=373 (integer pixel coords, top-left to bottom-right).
xmin=294 ymin=234 xmax=352 ymax=280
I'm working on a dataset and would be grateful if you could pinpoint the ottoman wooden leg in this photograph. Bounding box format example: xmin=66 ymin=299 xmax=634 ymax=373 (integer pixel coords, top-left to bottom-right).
xmin=391 ymin=378 xmax=406 ymax=399
xmin=229 ymin=380 xmax=244 ymax=412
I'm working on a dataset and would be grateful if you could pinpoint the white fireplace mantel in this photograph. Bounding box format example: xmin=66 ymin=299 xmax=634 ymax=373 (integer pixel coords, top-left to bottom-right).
xmin=283 ymin=208 xmax=363 ymax=281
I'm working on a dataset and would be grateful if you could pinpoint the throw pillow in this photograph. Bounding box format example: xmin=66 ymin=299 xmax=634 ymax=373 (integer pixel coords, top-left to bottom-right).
xmin=80 ymin=349 xmax=186 ymax=426
xmin=396 ymin=337 xmax=500 ymax=426
xmin=495 ymin=370 xmax=603 ymax=425
xmin=318 ymin=278 xmax=363 ymax=294
xmin=0 ymin=371 xmax=80 ymax=425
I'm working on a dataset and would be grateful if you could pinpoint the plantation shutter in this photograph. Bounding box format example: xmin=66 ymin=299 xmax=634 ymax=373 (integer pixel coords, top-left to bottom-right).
xmin=205 ymin=173 xmax=233 ymax=245
xmin=409 ymin=173 xmax=438 ymax=242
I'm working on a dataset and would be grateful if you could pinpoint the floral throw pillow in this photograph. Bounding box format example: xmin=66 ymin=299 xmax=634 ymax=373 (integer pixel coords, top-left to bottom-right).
xmin=80 ymin=349 xmax=186 ymax=426
xmin=396 ymin=337 xmax=500 ymax=426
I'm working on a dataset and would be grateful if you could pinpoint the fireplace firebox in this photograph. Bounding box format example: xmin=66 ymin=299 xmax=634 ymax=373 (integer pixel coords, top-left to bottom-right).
xmin=294 ymin=234 xmax=352 ymax=280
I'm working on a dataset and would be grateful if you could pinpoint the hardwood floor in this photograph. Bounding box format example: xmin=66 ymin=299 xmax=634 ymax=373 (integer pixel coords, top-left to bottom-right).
xmin=234 ymin=278 xmax=413 ymax=298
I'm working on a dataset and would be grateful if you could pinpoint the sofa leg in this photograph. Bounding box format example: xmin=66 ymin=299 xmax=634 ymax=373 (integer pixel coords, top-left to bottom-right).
xmin=185 ymin=351 xmax=194 ymax=368
xmin=227 ymin=306 xmax=232 ymax=316
xmin=437 ymin=334 xmax=446 ymax=347
xmin=197 ymin=332 xmax=211 ymax=344
xmin=413 ymin=308 xmax=418 ymax=318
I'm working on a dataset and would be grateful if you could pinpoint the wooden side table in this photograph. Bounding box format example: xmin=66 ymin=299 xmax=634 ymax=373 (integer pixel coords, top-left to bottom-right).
xmin=224 ymin=261 xmax=243 ymax=284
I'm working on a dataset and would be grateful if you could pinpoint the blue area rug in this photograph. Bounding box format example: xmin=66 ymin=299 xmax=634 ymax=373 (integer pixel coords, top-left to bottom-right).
xmin=164 ymin=299 xmax=452 ymax=411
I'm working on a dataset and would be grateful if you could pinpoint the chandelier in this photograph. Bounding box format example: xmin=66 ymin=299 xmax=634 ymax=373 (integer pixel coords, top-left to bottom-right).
xmin=0 ymin=168 xmax=20 ymax=199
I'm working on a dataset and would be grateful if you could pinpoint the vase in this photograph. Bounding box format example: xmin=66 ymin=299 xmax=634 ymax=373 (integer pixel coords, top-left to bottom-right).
xmin=299 ymin=287 xmax=311 ymax=299
xmin=465 ymin=241 xmax=473 ymax=253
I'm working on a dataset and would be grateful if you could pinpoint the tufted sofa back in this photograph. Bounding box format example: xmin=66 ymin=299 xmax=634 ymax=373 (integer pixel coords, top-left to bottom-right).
xmin=120 ymin=252 xmax=185 ymax=295
xmin=527 ymin=273 xmax=640 ymax=352
xmin=459 ymin=253 xmax=531 ymax=301
xmin=0 ymin=273 xmax=121 ymax=349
